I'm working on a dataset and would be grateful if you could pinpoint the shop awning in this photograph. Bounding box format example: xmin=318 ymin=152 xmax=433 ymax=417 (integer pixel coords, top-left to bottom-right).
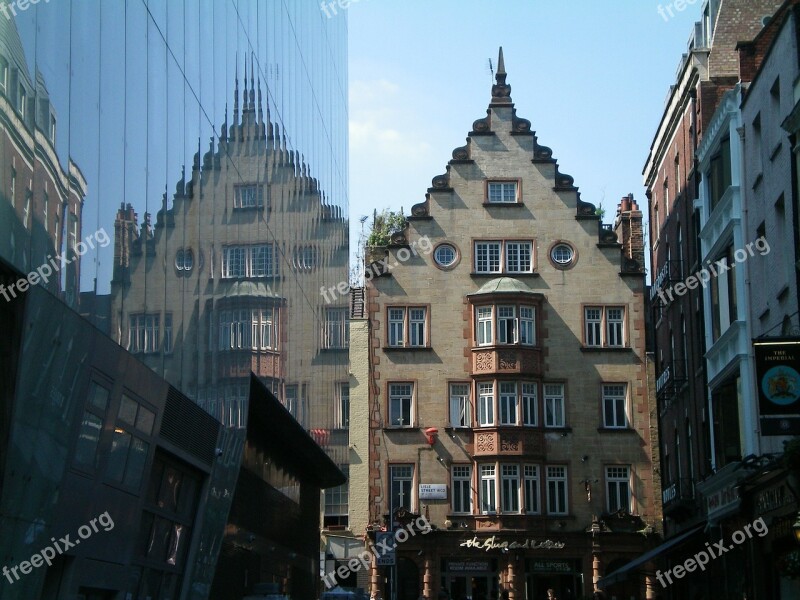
xmin=597 ymin=525 xmax=704 ymax=589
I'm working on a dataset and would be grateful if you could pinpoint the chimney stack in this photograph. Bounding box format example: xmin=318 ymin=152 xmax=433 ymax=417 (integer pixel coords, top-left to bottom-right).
xmin=614 ymin=193 xmax=644 ymax=269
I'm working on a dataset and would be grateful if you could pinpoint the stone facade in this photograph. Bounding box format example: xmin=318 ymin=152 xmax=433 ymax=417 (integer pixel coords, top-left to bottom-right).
xmin=364 ymin=49 xmax=658 ymax=600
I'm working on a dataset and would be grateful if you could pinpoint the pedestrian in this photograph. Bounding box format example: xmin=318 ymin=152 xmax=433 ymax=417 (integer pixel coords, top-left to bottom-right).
xmin=546 ymin=589 xmax=557 ymax=600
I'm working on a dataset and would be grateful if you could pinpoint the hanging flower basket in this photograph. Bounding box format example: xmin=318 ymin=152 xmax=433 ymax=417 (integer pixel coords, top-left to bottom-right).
xmin=777 ymin=549 xmax=800 ymax=579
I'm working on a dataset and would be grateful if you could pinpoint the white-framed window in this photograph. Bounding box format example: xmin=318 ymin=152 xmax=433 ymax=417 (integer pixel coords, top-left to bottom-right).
xmin=498 ymin=306 xmax=517 ymax=344
xmin=550 ymin=244 xmax=574 ymax=266
xmin=176 ymin=248 xmax=194 ymax=271
xmin=544 ymin=383 xmax=565 ymax=428
xmin=409 ymin=308 xmax=426 ymax=346
xmin=474 ymin=304 xmax=536 ymax=346
xmin=607 ymin=307 xmax=624 ymax=347
xmin=336 ymin=383 xmax=350 ymax=429
xmin=584 ymin=306 xmax=626 ymax=347
xmin=487 ymin=181 xmax=518 ymax=203
xmin=222 ymin=245 xmax=276 ymax=278
xmin=218 ymin=308 xmax=278 ymax=351
xmin=389 ymin=464 xmax=414 ymax=511
xmin=585 ymin=307 xmax=602 ymax=346
xmin=233 ymin=184 xmax=262 ymax=208
xmin=324 ymin=307 xmax=349 ymax=349
xmin=499 ymin=382 xmax=518 ymax=425
xmin=474 ymin=240 xmax=534 ymax=273
xmin=480 ymin=464 xmax=497 ymax=513
xmin=501 ymin=464 xmax=520 ymax=513
xmin=49 ymin=115 xmax=56 ymax=143
xmin=524 ymin=465 xmax=540 ymax=514
xmin=546 ymin=465 xmax=568 ymax=515
xmin=475 ymin=241 xmax=502 ymax=273
xmin=284 ymin=384 xmax=298 ymax=416
xmin=476 ymin=306 xmax=493 ymax=346
xmin=129 ymin=314 xmax=160 ymax=354
xmin=602 ymin=384 xmax=628 ymax=428
xmin=449 ymin=383 xmax=471 ymax=428
xmin=388 ymin=383 xmax=413 ymax=427
xmin=9 ymin=167 xmax=15 ymax=207
xmin=294 ymin=245 xmax=317 ymax=270
xmin=434 ymin=243 xmax=458 ymax=268
xmin=18 ymin=85 xmax=26 ymax=120
xmin=522 ymin=383 xmax=537 ymax=426
xmin=42 ymin=192 xmax=48 ymax=232
xmin=324 ymin=464 xmax=349 ymax=528
xmin=606 ymin=465 xmax=631 ymax=513
xmin=520 ymin=306 xmax=535 ymax=345
xmin=0 ymin=57 xmax=7 ymax=94
xmin=478 ymin=382 xmax=494 ymax=426
xmin=69 ymin=213 xmax=78 ymax=253
xmin=452 ymin=465 xmax=473 ymax=514
xmin=505 ymin=242 xmax=532 ymax=273
xmin=387 ymin=306 xmax=427 ymax=347
xmin=163 ymin=314 xmax=173 ymax=354
xmin=23 ymin=191 xmax=31 ymax=229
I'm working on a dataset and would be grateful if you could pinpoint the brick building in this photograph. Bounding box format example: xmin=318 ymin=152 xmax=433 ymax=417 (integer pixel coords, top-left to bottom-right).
xmin=362 ymin=49 xmax=659 ymax=600
xmin=642 ymin=1 xmax=787 ymax=598
xmin=0 ymin=14 xmax=86 ymax=308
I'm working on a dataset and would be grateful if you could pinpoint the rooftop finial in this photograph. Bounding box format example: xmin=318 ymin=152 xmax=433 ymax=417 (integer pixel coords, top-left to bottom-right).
xmin=497 ymin=46 xmax=506 ymax=79
xmin=491 ymin=46 xmax=512 ymax=106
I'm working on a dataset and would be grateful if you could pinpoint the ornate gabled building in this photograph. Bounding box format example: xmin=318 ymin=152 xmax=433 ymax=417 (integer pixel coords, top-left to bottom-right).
xmin=110 ymin=59 xmax=350 ymax=462
xmin=361 ymin=48 xmax=659 ymax=600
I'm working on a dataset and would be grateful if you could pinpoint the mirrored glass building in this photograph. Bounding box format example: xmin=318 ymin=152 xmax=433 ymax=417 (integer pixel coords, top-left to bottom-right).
xmin=0 ymin=1 xmax=349 ymax=597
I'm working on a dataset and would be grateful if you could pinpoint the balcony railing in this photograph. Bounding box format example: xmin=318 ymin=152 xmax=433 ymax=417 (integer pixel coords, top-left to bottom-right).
xmin=662 ymin=477 xmax=697 ymax=517
xmin=649 ymin=259 xmax=684 ymax=303
xmin=656 ymin=359 xmax=688 ymax=410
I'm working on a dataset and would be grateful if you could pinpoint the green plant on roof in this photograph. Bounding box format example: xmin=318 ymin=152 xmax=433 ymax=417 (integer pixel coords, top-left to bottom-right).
xmin=366 ymin=209 xmax=406 ymax=247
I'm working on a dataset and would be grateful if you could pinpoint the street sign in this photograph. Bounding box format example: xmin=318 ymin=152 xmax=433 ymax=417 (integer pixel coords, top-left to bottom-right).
xmin=419 ymin=483 xmax=447 ymax=499
xmin=375 ymin=532 xmax=396 ymax=566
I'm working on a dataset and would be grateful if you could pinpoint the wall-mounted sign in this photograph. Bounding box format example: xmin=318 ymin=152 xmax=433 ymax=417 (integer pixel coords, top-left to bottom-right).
xmin=705 ymin=482 xmax=740 ymax=521
xmin=375 ymin=532 xmax=395 ymax=566
xmin=419 ymin=484 xmax=447 ymax=499
xmin=531 ymin=560 xmax=576 ymax=573
xmin=755 ymin=481 xmax=795 ymax=517
xmin=459 ymin=536 xmax=566 ymax=552
xmin=447 ymin=560 xmax=491 ymax=572
xmin=755 ymin=341 xmax=800 ymax=416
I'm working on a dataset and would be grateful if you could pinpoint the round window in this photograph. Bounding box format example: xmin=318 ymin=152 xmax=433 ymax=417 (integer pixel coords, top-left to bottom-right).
xmin=551 ymin=244 xmax=574 ymax=265
xmin=176 ymin=248 xmax=194 ymax=272
xmin=434 ymin=244 xmax=457 ymax=268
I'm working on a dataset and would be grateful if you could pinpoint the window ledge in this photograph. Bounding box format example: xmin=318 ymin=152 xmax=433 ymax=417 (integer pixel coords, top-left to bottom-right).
xmin=543 ymin=426 xmax=572 ymax=434
xmin=597 ymin=427 xmax=638 ymax=434
xmin=382 ymin=426 xmax=420 ymax=432
xmin=751 ymin=172 xmax=763 ymax=190
xmin=580 ymin=346 xmax=632 ymax=353
xmin=232 ymin=205 xmax=267 ymax=211
xmin=382 ymin=346 xmax=434 ymax=352
xmin=769 ymin=142 xmax=783 ymax=161
xmin=778 ymin=284 xmax=790 ymax=302
xmin=482 ymin=201 xmax=526 ymax=207
xmin=470 ymin=272 xmax=540 ymax=278
xmin=321 ymin=347 xmax=349 ymax=352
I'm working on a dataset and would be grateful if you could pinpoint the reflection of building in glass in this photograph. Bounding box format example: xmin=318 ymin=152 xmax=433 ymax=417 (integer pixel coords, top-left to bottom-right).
xmin=110 ymin=63 xmax=349 ymax=451
xmin=0 ymin=14 xmax=86 ymax=307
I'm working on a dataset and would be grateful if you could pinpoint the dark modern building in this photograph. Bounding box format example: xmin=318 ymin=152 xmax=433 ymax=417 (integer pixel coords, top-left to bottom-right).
xmin=211 ymin=375 xmax=346 ymax=599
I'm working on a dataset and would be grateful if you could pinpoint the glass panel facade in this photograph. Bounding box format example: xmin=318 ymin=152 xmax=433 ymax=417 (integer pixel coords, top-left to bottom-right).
xmin=0 ymin=0 xmax=348 ymax=440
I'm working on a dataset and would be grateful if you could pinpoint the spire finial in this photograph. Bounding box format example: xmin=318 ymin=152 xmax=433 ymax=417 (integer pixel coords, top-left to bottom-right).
xmin=490 ymin=46 xmax=512 ymax=106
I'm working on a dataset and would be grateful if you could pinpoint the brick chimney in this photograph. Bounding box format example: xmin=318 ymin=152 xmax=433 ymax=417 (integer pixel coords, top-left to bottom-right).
xmin=614 ymin=193 xmax=645 ymax=270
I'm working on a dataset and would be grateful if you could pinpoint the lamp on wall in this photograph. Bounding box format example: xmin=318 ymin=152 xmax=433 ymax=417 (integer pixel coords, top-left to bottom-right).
xmin=793 ymin=513 xmax=800 ymax=544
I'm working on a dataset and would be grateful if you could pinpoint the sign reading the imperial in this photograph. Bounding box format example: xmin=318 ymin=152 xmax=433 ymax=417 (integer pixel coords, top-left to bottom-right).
xmin=460 ymin=536 xmax=566 ymax=552
xmin=419 ymin=484 xmax=447 ymax=500
xmin=754 ymin=341 xmax=800 ymax=416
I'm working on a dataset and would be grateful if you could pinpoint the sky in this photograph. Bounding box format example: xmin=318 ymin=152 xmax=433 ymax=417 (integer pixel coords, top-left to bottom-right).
xmin=347 ymin=0 xmax=700 ymax=273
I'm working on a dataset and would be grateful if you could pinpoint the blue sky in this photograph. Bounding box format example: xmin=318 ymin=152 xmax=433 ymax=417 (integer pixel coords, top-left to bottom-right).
xmin=347 ymin=0 xmax=700 ymax=272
